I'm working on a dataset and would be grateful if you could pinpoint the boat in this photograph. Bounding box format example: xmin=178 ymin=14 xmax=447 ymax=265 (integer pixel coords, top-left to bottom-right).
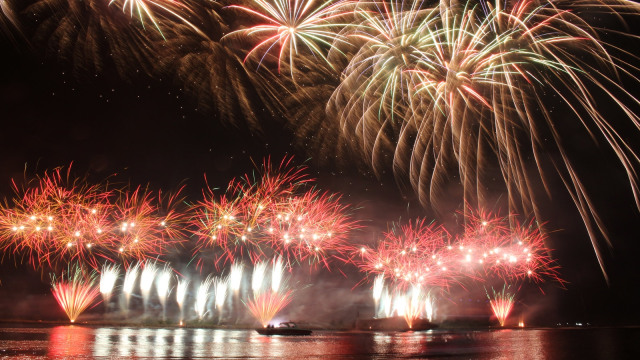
xmin=255 ymin=321 xmax=313 ymax=336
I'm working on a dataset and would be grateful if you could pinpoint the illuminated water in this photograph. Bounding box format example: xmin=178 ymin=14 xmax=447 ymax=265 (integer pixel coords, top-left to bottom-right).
xmin=0 ymin=326 xmax=638 ymax=359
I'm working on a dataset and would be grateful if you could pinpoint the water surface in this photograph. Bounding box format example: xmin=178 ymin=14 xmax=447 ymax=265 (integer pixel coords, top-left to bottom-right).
xmin=0 ymin=326 xmax=638 ymax=359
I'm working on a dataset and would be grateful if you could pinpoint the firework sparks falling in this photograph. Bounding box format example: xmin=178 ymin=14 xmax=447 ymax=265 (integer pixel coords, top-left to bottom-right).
xmin=229 ymin=262 xmax=244 ymax=294
xmin=195 ymin=275 xmax=214 ymax=320
xmin=107 ymin=0 xmax=202 ymax=37
xmin=176 ymin=277 xmax=189 ymax=322
xmin=156 ymin=264 xmax=173 ymax=319
xmin=99 ymin=263 xmax=120 ymax=305
xmin=488 ymin=285 xmax=516 ymax=327
xmin=271 ymin=256 xmax=285 ymax=293
xmin=372 ymin=274 xmax=385 ymax=317
xmin=122 ymin=262 xmax=140 ymax=312
xmin=251 ymin=261 xmax=268 ymax=295
xmin=402 ymin=284 xmax=424 ymax=329
xmin=140 ymin=261 xmax=158 ymax=311
xmin=425 ymin=290 xmax=435 ymax=322
xmin=51 ymin=266 xmax=100 ymax=323
xmin=214 ymin=276 xmax=229 ymax=313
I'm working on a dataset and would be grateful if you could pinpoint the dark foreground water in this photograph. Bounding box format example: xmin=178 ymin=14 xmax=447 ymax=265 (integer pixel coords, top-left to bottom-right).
xmin=1 ymin=326 xmax=639 ymax=359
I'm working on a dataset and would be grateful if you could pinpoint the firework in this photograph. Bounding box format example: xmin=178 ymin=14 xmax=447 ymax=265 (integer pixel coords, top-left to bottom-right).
xmin=175 ymin=276 xmax=190 ymax=322
xmin=19 ymin=0 xmax=162 ymax=79
xmin=214 ymin=276 xmax=229 ymax=314
xmin=244 ymin=289 xmax=293 ymax=327
xmin=140 ymin=261 xmax=158 ymax=311
xmin=51 ymin=266 xmax=100 ymax=323
xmin=156 ymin=264 xmax=173 ymax=319
xmin=355 ymin=214 xmax=561 ymax=290
xmin=271 ymin=256 xmax=285 ymax=292
xmin=191 ymin=158 xmax=357 ymax=268
xmin=372 ymin=274 xmax=384 ymax=317
xmin=402 ymin=285 xmax=424 ymax=329
xmin=108 ymin=0 xmax=201 ymax=37
xmin=195 ymin=275 xmax=214 ymax=320
xmin=488 ymin=285 xmax=515 ymax=327
xmin=424 ymin=290 xmax=435 ymax=322
xmin=1 ymin=0 xmax=19 ymax=31
xmin=112 ymin=186 xmax=185 ymax=262
xmin=121 ymin=262 xmax=140 ymax=312
xmin=327 ymin=0 xmax=640 ymax=281
xmin=0 ymin=167 xmax=113 ymax=268
xmin=229 ymin=262 xmax=244 ymax=294
xmin=225 ymin=0 xmax=355 ymax=73
xmin=99 ymin=263 xmax=120 ymax=305
xmin=0 ymin=168 xmax=185 ymax=269
xmin=251 ymin=261 xmax=268 ymax=295
xmin=354 ymin=219 xmax=458 ymax=288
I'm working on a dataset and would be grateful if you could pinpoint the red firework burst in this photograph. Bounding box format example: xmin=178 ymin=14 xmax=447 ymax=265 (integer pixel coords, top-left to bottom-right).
xmin=50 ymin=265 xmax=100 ymax=323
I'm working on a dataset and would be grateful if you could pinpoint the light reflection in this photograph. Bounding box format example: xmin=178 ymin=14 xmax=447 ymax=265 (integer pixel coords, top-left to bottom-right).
xmin=93 ymin=328 xmax=113 ymax=357
xmin=48 ymin=326 xmax=92 ymax=358
xmin=153 ymin=328 xmax=170 ymax=358
xmin=172 ymin=328 xmax=187 ymax=358
xmin=39 ymin=326 xmax=566 ymax=359
xmin=118 ymin=328 xmax=133 ymax=357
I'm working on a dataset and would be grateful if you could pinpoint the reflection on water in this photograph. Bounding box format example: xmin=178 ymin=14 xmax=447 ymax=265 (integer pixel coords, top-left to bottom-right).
xmin=48 ymin=326 xmax=92 ymax=358
xmin=0 ymin=325 xmax=638 ymax=359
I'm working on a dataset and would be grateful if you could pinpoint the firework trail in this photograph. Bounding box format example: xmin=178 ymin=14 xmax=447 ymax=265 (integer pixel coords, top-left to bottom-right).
xmin=251 ymin=261 xmax=268 ymax=296
xmin=214 ymin=275 xmax=229 ymax=322
xmin=175 ymin=276 xmax=189 ymax=322
xmin=425 ymin=290 xmax=435 ymax=322
xmin=155 ymin=264 xmax=173 ymax=320
xmin=487 ymin=285 xmax=515 ymax=327
xmin=372 ymin=274 xmax=385 ymax=316
xmin=271 ymin=256 xmax=285 ymax=293
xmin=99 ymin=263 xmax=120 ymax=307
xmin=140 ymin=261 xmax=158 ymax=312
xmin=121 ymin=262 xmax=140 ymax=314
xmin=195 ymin=275 xmax=214 ymax=320
xmin=51 ymin=266 xmax=100 ymax=323
xmin=402 ymin=284 xmax=424 ymax=329
xmin=229 ymin=262 xmax=244 ymax=294
xmin=18 ymin=0 xmax=162 ymax=79
xmin=108 ymin=0 xmax=202 ymax=38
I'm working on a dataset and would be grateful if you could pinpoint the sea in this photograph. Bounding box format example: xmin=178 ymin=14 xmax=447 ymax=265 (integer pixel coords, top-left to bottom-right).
xmin=0 ymin=325 xmax=639 ymax=359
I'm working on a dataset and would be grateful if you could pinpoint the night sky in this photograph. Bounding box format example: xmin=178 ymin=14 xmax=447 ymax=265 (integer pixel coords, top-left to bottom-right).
xmin=1 ymin=1 xmax=640 ymax=326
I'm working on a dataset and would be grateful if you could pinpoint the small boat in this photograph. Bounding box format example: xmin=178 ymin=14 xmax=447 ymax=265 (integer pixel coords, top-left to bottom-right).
xmin=256 ymin=321 xmax=312 ymax=336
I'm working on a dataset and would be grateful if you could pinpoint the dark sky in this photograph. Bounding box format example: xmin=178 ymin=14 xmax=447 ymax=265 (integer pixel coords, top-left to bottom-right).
xmin=1 ymin=4 xmax=640 ymax=326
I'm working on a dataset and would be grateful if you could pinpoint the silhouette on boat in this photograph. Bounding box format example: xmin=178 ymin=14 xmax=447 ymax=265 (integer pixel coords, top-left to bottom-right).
xmin=255 ymin=321 xmax=312 ymax=336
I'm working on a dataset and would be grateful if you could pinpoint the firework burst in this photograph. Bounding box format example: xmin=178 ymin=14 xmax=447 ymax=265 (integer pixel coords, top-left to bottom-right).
xmin=191 ymin=158 xmax=358 ymax=268
xmin=51 ymin=265 xmax=100 ymax=323
xmin=226 ymin=0 xmax=355 ymax=73
xmin=245 ymin=289 xmax=293 ymax=327
xmin=487 ymin=284 xmax=516 ymax=327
